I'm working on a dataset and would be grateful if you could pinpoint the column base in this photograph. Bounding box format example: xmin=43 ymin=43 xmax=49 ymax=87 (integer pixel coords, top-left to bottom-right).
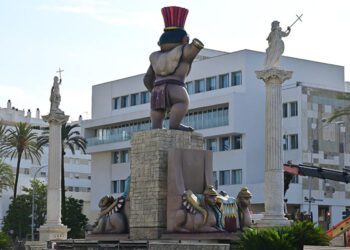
xmin=255 ymin=214 xmax=291 ymax=228
xmin=38 ymin=223 xmax=69 ymax=242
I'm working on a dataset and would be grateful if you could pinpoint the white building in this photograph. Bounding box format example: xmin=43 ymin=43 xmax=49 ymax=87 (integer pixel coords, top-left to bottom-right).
xmin=82 ymin=49 xmax=349 ymax=230
xmin=0 ymin=101 xmax=92 ymax=228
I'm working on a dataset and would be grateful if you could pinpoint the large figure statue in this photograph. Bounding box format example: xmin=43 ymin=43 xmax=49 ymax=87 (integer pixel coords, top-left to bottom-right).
xmin=265 ymin=21 xmax=291 ymax=69
xmin=50 ymin=76 xmax=63 ymax=113
xmin=143 ymin=6 xmax=204 ymax=131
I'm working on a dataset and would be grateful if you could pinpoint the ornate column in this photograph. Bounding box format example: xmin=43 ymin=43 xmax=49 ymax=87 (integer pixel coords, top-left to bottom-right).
xmin=38 ymin=112 xmax=70 ymax=241
xmin=255 ymin=68 xmax=292 ymax=226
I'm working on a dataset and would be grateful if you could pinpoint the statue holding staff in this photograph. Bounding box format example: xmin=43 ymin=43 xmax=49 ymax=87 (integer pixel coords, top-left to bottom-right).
xmin=265 ymin=14 xmax=302 ymax=69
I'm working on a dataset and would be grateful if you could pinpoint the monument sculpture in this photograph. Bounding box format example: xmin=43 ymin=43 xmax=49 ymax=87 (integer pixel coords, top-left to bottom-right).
xmin=143 ymin=6 xmax=204 ymax=131
xmin=167 ymin=148 xmax=251 ymax=233
xmin=50 ymin=76 xmax=63 ymax=113
xmin=236 ymin=187 xmax=253 ymax=230
xmin=255 ymin=18 xmax=301 ymax=226
xmin=38 ymin=70 xmax=70 ymax=241
xmin=89 ymin=176 xmax=130 ymax=234
xmin=265 ymin=21 xmax=291 ymax=68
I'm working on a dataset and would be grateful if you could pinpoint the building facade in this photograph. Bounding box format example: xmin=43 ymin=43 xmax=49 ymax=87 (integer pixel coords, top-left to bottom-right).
xmin=0 ymin=101 xmax=92 ymax=228
xmin=82 ymin=49 xmax=349 ymax=229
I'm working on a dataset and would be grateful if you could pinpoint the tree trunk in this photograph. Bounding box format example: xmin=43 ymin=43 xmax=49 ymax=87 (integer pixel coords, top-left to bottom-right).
xmin=13 ymin=151 xmax=22 ymax=200
xmin=61 ymin=150 xmax=66 ymax=220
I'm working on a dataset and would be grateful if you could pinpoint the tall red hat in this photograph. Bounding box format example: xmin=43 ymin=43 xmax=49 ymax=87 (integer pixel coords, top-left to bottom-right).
xmin=161 ymin=6 xmax=188 ymax=31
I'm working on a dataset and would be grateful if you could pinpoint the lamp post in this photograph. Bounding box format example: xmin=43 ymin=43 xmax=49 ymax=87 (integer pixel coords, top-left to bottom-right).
xmin=31 ymin=165 xmax=47 ymax=241
xmin=307 ymin=122 xmax=317 ymax=215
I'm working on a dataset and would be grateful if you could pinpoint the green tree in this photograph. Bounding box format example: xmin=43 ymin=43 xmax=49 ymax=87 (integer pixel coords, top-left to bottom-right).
xmin=2 ymin=180 xmax=46 ymax=240
xmin=37 ymin=123 xmax=87 ymax=217
xmin=22 ymin=180 xmax=47 ymax=231
xmin=327 ymin=93 xmax=350 ymax=122
xmin=63 ymin=197 xmax=88 ymax=238
xmin=0 ymin=122 xmax=42 ymax=199
xmin=2 ymin=195 xmax=31 ymax=239
xmin=0 ymin=159 xmax=14 ymax=193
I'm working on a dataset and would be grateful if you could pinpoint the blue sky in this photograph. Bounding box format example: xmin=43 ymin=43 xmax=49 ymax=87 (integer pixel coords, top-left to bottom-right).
xmin=0 ymin=0 xmax=349 ymax=121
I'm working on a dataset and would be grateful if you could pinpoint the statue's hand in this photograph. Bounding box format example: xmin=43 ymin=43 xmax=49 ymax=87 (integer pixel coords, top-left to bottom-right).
xmin=287 ymin=26 xmax=291 ymax=31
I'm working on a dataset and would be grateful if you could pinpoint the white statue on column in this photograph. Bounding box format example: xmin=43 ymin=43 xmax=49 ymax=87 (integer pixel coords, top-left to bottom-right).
xmin=265 ymin=21 xmax=291 ymax=69
xmin=50 ymin=76 xmax=63 ymax=114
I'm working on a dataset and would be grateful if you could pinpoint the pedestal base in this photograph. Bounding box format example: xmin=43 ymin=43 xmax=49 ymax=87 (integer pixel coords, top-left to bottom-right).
xmin=255 ymin=214 xmax=290 ymax=228
xmin=24 ymin=241 xmax=47 ymax=250
xmin=38 ymin=224 xmax=69 ymax=242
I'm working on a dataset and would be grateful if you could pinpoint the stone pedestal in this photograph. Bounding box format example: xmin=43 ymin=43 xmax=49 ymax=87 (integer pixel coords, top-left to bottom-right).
xmin=39 ymin=112 xmax=70 ymax=241
xmin=129 ymin=129 xmax=203 ymax=240
xmin=25 ymin=241 xmax=47 ymax=250
xmin=255 ymin=68 xmax=292 ymax=227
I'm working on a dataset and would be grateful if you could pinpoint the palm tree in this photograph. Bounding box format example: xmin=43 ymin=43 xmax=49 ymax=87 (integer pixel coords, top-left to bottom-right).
xmin=37 ymin=123 xmax=87 ymax=217
xmin=0 ymin=123 xmax=6 ymax=146
xmin=327 ymin=93 xmax=350 ymax=122
xmin=0 ymin=159 xmax=14 ymax=193
xmin=0 ymin=122 xmax=42 ymax=199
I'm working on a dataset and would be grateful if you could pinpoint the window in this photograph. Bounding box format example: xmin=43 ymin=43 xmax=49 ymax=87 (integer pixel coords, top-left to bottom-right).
xmin=112 ymin=151 xmax=119 ymax=164
xmin=120 ymin=150 xmax=129 ymax=163
xmin=68 ymin=186 xmax=73 ymax=191
xmin=283 ymin=103 xmax=288 ymax=118
xmin=24 ymin=168 xmax=30 ymax=175
xmin=219 ymin=74 xmax=229 ymax=88
xmin=283 ymin=135 xmax=288 ymax=150
xmin=113 ymin=97 xmax=119 ymax=110
xmin=290 ymin=134 xmax=298 ymax=149
xmin=220 ymin=137 xmax=230 ymax=151
xmin=74 ymin=187 xmax=79 ymax=192
xmin=290 ymin=102 xmax=298 ymax=116
xmin=231 ymin=71 xmax=242 ymax=86
xmin=212 ymin=171 xmax=217 ymax=182
xmin=206 ymin=138 xmax=217 ymax=151
xmin=87 ymin=187 xmax=91 ymax=192
xmin=206 ymin=76 xmax=217 ymax=91
xmin=231 ymin=169 xmax=242 ymax=184
xmin=112 ymin=180 xmax=126 ymax=193
xmin=74 ymin=174 xmax=79 ymax=179
xmin=219 ymin=170 xmax=230 ymax=185
xmin=232 ymin=135 xmax=242 ymax=150
xmin=291 ymin=175 xmax=298 ymax=184
xmin=88 ymin=175 xmax=91 ymax=180
xmin=312 ymin=140 xmax=319 ymax=153
xmin=186 ymin=82 xmax=194 ymax=95
xmin=195 ymin=79 xmax=206 ymax=93
xmin=40 ymin=172 xmax=46 ymax=177
xmin=130 ymin=93 xmax=140 ymax=106
xmin=141 ymin=91 xmax=150 ymax=104
xmin=120 ymin=95 xmax=129 ymax=108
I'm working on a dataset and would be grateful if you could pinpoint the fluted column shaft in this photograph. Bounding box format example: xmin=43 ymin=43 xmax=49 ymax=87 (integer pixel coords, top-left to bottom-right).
xmin=256 ymin=68 xmax=292 ymax=226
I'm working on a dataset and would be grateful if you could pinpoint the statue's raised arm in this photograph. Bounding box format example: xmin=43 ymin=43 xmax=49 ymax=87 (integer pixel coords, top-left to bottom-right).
xmin=265 ymin=21 xmax=291 ymax=69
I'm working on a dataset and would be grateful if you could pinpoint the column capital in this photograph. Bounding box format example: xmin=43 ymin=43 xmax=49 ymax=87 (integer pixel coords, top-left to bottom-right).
xmin=255 ymin=68 xmax=293 ymax=85
xmin=42 ymin=112 xmax=69 ymax=125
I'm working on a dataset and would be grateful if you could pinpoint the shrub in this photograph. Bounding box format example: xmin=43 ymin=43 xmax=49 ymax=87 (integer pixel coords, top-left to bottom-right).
xmin=239 ymin=228 xmax=294 ymax=250
xmin=239 ymin=221 xmax=330 ymax=250
xmin=282 ymin=221 xmax=330 ymax=250
xmin=0 ymin=231 xmax=11 ymax=250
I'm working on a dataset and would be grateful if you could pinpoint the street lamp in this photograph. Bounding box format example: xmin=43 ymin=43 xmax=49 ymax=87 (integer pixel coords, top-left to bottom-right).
xmin=31 ymin=165 xmax=47 ymax=241
xmin=307 ymin=122 xmax=317 ymax=215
